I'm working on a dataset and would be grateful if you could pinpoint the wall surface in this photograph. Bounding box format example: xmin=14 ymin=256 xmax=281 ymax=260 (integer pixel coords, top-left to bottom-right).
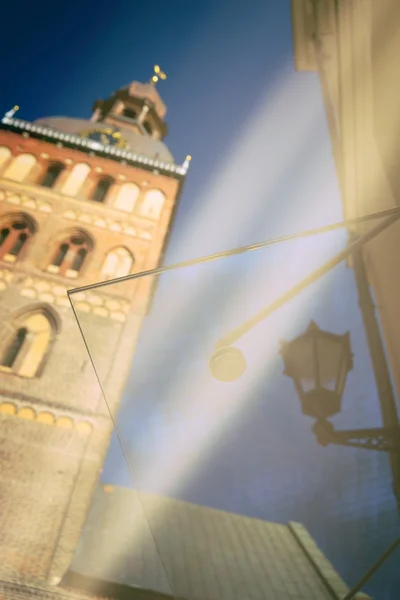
xmin=288 ymin=2 xmax=400 ymax=599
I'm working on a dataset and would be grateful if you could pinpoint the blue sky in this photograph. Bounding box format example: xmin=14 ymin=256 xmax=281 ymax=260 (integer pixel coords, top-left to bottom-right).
xmin=5 ymin=1 xmax=399 ymax=597
xmin=2 ymin=0 xmax=315 ymax=255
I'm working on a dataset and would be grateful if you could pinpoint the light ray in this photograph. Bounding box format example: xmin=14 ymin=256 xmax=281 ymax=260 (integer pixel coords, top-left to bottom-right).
xmin=71 ymin=60 xmax=352 ymax=582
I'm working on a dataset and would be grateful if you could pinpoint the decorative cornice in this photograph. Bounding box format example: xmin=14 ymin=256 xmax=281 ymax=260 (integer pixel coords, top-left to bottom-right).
xmin=62 ymin=207 xmax=153 ymax=242
xmin=17 ymin=274 xmax=131 ymax=321
xmin=0 ymin=401 xmax=94 ymax=434
xmin=0 ymin=117 xmax=189 ymax=179
xmin=0 ymin=266 xmax=132 ymax=321
xmin=0 ymin=185 xmax=53 ymax=214
xmin=0 ymin=181 xmax=154 ymax=242
xmin=0 ymin=182 xmax=154 ymax=243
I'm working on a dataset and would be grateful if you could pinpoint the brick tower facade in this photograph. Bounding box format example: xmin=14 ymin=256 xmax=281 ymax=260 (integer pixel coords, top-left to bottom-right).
xmin=0 ymin=77 xmax=188 ymax=591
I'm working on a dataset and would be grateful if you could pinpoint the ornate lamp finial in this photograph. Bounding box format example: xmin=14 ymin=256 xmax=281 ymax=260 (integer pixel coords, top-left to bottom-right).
xmin=183 ymin=154 xmax=192 ymax=170
xmin=150 ymin=65 xmax=167 ymax=85
xmin=4 ymin=105 xmax=19 ymax=119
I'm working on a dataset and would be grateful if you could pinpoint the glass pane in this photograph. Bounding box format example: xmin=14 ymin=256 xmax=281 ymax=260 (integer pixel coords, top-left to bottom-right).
xmin=68 ymin=428 xmax=175 ymax=595
xmin=288 ymin=337 xmax=317 ymax=393
xmin=317 ymin=337 xmax=344 ymax=392
xmin=69 ymin=216 xmax=400 ymax=600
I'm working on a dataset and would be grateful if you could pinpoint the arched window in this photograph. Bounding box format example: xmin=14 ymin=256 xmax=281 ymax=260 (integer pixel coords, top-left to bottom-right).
xmin=101 ymin=247 xmax=134 ymax=280
xmin=0 ymin=310 xmax=57 ymax=378
xmin=113 ymin=182 xmax=139 ymax=212
xmin=141 ymin=189 xmax=165 ymax=220
xmin=0 ymin=214 xmax=35 ymax=263
xmin=3 ymin=153 xmax=37 ymax=182
xmin=48 ymin=232 xmax=92 ymax=278
xmin=0 ymin=146 xmax=12 ymax=171
xmin=91 ymin=176 xmax=114 ymax=203
xmin=61 ymin=162 xmax=91 ymax=196
xmin=38 ymin=162 xmax=65 ymax=188
xmin=2 ymin=328 xmax=27 ymax=368
xmin=123 ymin=108 xmax=137 ymax=119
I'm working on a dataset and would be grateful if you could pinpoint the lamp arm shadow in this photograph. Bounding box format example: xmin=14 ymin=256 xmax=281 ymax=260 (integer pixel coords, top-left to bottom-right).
xmin=312 ymin=419 xmax=400 ymax=454
xmin=215 ymin=213 xmax=400 ymax=350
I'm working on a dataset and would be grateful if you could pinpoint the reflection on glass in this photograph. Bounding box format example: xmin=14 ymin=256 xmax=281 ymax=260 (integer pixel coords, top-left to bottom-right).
xmin=68 ymin=221 xmax=399 ymax=599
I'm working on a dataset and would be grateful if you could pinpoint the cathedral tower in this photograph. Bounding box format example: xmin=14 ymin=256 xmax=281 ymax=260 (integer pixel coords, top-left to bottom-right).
xmin=0 ymin=71 xmax=188 ymax=588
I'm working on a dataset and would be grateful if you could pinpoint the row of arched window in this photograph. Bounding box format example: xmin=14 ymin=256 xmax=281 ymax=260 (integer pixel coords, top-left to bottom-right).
xmin=0 ymin=213 xmax=135 ymax=280
xmin=0 ymin=147 xmax=166 ymax=219
xmin=0 ymin=307 xmax=58 ymax=378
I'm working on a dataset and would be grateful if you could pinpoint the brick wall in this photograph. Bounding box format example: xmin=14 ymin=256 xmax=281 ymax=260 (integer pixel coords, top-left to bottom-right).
xmin=0 ymin=119 xmax=181 ymax=594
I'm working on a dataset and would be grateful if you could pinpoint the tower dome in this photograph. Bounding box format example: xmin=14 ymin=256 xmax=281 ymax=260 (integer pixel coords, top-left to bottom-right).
xmin=34 ymin=116 xmax=174 ymax=163
xmin=35 ymin=71 xmax=174 ymax=163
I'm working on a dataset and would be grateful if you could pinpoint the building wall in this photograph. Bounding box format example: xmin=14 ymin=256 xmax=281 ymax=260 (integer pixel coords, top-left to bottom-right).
xmin=367 ymin=0 xmax=400 ymax=401
xmin=312 ymin=0 xmax=400 ymax=411
xmin=290 ymin=2 xmax=400 ymax=598
xmin=308 ymin=0 xmax=400 ymax=411
xmin=292 ymin=3 xmax=400 ymax=409
xmin=0 ymin=127 xmax=180 ymax=587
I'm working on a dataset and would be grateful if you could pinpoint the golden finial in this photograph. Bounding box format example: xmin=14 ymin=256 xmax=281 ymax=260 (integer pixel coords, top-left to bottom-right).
xmin=183 ymin=154 xmax=192 ymax=170
xmin=150 ymin=64 xmax=167 ymax=85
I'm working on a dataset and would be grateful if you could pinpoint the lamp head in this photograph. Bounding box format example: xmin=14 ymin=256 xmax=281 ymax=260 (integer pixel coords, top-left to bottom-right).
xmin=280 ymin=321 xmax=353 ymax=420
xmin=210 ymin=346 xmax=246 ymax=382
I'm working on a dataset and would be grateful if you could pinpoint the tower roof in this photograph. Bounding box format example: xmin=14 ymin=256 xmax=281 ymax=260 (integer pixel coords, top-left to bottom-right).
xmin=1 ymin=68 xmax=192 ymax=176
xmin=34 ymin=116 xmax=174 ymax=163
xmin=64 ymin=486 xmax=369 ymax=600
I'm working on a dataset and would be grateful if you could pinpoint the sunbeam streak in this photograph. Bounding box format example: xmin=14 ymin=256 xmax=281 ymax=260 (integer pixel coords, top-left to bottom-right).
xmin=69 ymin=61 xmax=352 ymax=580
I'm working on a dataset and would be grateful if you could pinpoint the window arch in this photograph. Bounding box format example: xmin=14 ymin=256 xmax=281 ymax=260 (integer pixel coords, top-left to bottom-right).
xmin=101 ymin=246 xmax=134 ymax=280
xmin=3 ymin=153 xmax=37 ymax=182
xmin=113 ymin=182 xmax=139 ymax=212
xmin=141 ymin=189 xmax=165 ymax=220
xmin=48 ymin=231 xmax=93 ymax=278
xmin=0 ymin=309 xmax=58 ymax=378
xmin=90 ymin=176 xmax=114 ymax=203
xmin=38 ymin=162 xmax=65 ymax=188
xmin=61 ymin=162 xmax=91 ymax=196
xmin=0 ymin=213 xmax=36 ymax=263
xmin=0 ymin=146 xmax=12 ymax=171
